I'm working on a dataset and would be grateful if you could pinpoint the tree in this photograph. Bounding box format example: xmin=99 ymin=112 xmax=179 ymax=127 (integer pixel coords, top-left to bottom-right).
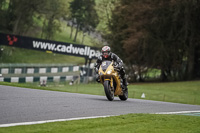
xmin=95 ymin=0 xmax=119 ymax=32
xmin=41 ymin=0 xmax=70 ymax=40
xmin=0 ymin=0 xmax=70 ymax=40
xmin=106 ymin=0 xmax=153 ymax=81
xmin=69 ymin=0 xmax=99 ymax=42
xmin=0 ymin=0 xmax=7 ymax=31
xmin=146 ymin=0 xmax=200 ymax=80
xmin=107 ymin=0 xmax=200 ymax=81
xmin=5 ymin=0 xmax=47 ymax=35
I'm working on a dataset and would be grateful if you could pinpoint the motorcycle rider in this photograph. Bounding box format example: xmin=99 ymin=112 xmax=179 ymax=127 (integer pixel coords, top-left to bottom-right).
xmin=94 ymin=46 xmax=128 ymax=90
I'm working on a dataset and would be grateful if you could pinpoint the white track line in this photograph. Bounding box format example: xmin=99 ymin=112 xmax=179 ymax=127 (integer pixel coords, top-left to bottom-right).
xmin=155 ymin=110 xmax=200 ymax=114
xmin=0 ymin=115 xmax=114 ymax=128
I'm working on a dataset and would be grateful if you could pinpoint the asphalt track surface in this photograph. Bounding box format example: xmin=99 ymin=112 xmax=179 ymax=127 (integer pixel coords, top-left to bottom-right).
xmin=1 ymin=85 xmax=200 ymax=125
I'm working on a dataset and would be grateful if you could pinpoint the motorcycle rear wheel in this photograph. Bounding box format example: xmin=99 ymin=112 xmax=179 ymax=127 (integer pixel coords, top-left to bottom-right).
xmin=104 ymin=80 xmax=114 ymax=101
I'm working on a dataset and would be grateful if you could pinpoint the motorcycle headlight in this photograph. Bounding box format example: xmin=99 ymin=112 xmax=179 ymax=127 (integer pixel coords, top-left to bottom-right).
xmin=107 ymin=70 xmax=112 ymax=74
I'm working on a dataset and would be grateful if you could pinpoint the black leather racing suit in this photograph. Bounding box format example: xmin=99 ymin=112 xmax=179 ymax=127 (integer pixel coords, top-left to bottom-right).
xmin=94 ymin=52 xmax=128 ymax=86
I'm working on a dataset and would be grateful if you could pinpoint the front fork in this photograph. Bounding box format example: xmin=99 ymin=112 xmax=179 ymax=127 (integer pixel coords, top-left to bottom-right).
xmin=110 ymin=77 xmax=113 ymax=88
xmin=105 ymin=77 xmax=114 ymax=91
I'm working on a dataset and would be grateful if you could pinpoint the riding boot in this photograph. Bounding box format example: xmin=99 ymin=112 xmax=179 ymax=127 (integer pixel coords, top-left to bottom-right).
xmin=123 ymin=78 xmax=128 ymax=86
xmin=95 ymin=74 xmax=100 ymax=83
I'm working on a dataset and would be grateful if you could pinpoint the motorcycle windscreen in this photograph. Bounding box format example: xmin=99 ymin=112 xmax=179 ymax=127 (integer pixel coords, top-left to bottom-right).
xmin=101 ymin=61 xmax=112 ymax=72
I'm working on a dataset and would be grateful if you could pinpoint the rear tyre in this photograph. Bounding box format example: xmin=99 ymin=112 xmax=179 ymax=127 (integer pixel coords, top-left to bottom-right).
xmin=104 ymin=80 xmax=114 ymax=101
xmin=119 ymin=87 xmax=128 ymax=101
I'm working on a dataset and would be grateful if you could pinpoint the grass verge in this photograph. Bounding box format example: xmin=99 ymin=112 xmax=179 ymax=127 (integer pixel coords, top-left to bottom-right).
xmin=0 ymin=46 xmax=85 ymax=64
xmin=0 ymin=80 xmax=200 ymax=105
xmin=0 ymin=114 xmax=200 ymax=133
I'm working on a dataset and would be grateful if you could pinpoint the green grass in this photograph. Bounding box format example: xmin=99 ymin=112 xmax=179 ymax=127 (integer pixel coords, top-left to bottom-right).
xmin=1 ymin=80 xmax=200 ymax=105
xmin=0 ymin=46 xmax=85 ymax=64
xmin=55 ymin=23 xmax=99 ymax=46
xmin=129 ymin=81 xmax=200 ymax=105
xmin=0 ymin=114 xmax=200 ymax=133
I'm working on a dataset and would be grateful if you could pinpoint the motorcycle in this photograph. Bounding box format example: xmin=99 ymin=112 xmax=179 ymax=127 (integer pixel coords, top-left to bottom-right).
xmin=98 ymin=60 xmax=128 ymax=101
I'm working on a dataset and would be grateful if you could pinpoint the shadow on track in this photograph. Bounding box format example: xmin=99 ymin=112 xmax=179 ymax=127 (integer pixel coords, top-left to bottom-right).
xmin=86 ymin=97 xmax=131 ymax=102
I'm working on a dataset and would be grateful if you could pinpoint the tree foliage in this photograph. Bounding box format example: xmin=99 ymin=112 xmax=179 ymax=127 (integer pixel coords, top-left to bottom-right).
xmin=2 ymin=0 xmax=46 ymax=35
xmin=95 ymin=0 xmax=119 ymax=32
xmin=0 ymin=0 xmax=99 ymax=41
xmin=107 ymin=0 xmax=200 ymax=81
xmin=0 ymin=0 xmax=70 ymax=39
xmin=69 ymin=0 xmax=99 ymax=42
xmin=40 ymin=0 xmax=70 ymax=39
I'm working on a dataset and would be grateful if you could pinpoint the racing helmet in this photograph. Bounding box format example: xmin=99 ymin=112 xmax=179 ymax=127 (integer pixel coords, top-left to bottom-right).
xmin=102 ymin=46 xmax=111 ymax=58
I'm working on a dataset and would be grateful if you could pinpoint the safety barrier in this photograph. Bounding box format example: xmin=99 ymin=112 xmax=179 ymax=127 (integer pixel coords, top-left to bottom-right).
xmin=0 ymin=63 xmax=95 ymax=83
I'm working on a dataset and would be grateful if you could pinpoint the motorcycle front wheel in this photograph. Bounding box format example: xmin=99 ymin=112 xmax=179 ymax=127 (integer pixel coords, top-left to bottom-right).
xmin=104 ymin=80 xmax=114 ymax=101
xmin=119 ymin=88 xmax=128 ymax=101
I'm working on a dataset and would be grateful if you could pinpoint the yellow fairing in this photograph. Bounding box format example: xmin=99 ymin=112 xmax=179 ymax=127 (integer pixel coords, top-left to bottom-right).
xmin=99 ymin=62 xmax=123 ymax=96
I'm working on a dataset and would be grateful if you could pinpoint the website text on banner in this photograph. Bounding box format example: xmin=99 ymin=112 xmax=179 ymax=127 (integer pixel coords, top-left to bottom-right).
xmin=0 ymin=33 xmax=100 ymax=59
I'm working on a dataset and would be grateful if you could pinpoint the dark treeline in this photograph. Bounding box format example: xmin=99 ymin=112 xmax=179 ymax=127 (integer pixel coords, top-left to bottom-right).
xmin=105 ymin=0 xmax=200 ymax=82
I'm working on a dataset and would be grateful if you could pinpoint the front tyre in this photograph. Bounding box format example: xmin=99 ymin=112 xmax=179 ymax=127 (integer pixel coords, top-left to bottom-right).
xmin=104 ymin=80 xmax=114 ymax=101
xmin=119 ymin=88 xmax=128 ymax=101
